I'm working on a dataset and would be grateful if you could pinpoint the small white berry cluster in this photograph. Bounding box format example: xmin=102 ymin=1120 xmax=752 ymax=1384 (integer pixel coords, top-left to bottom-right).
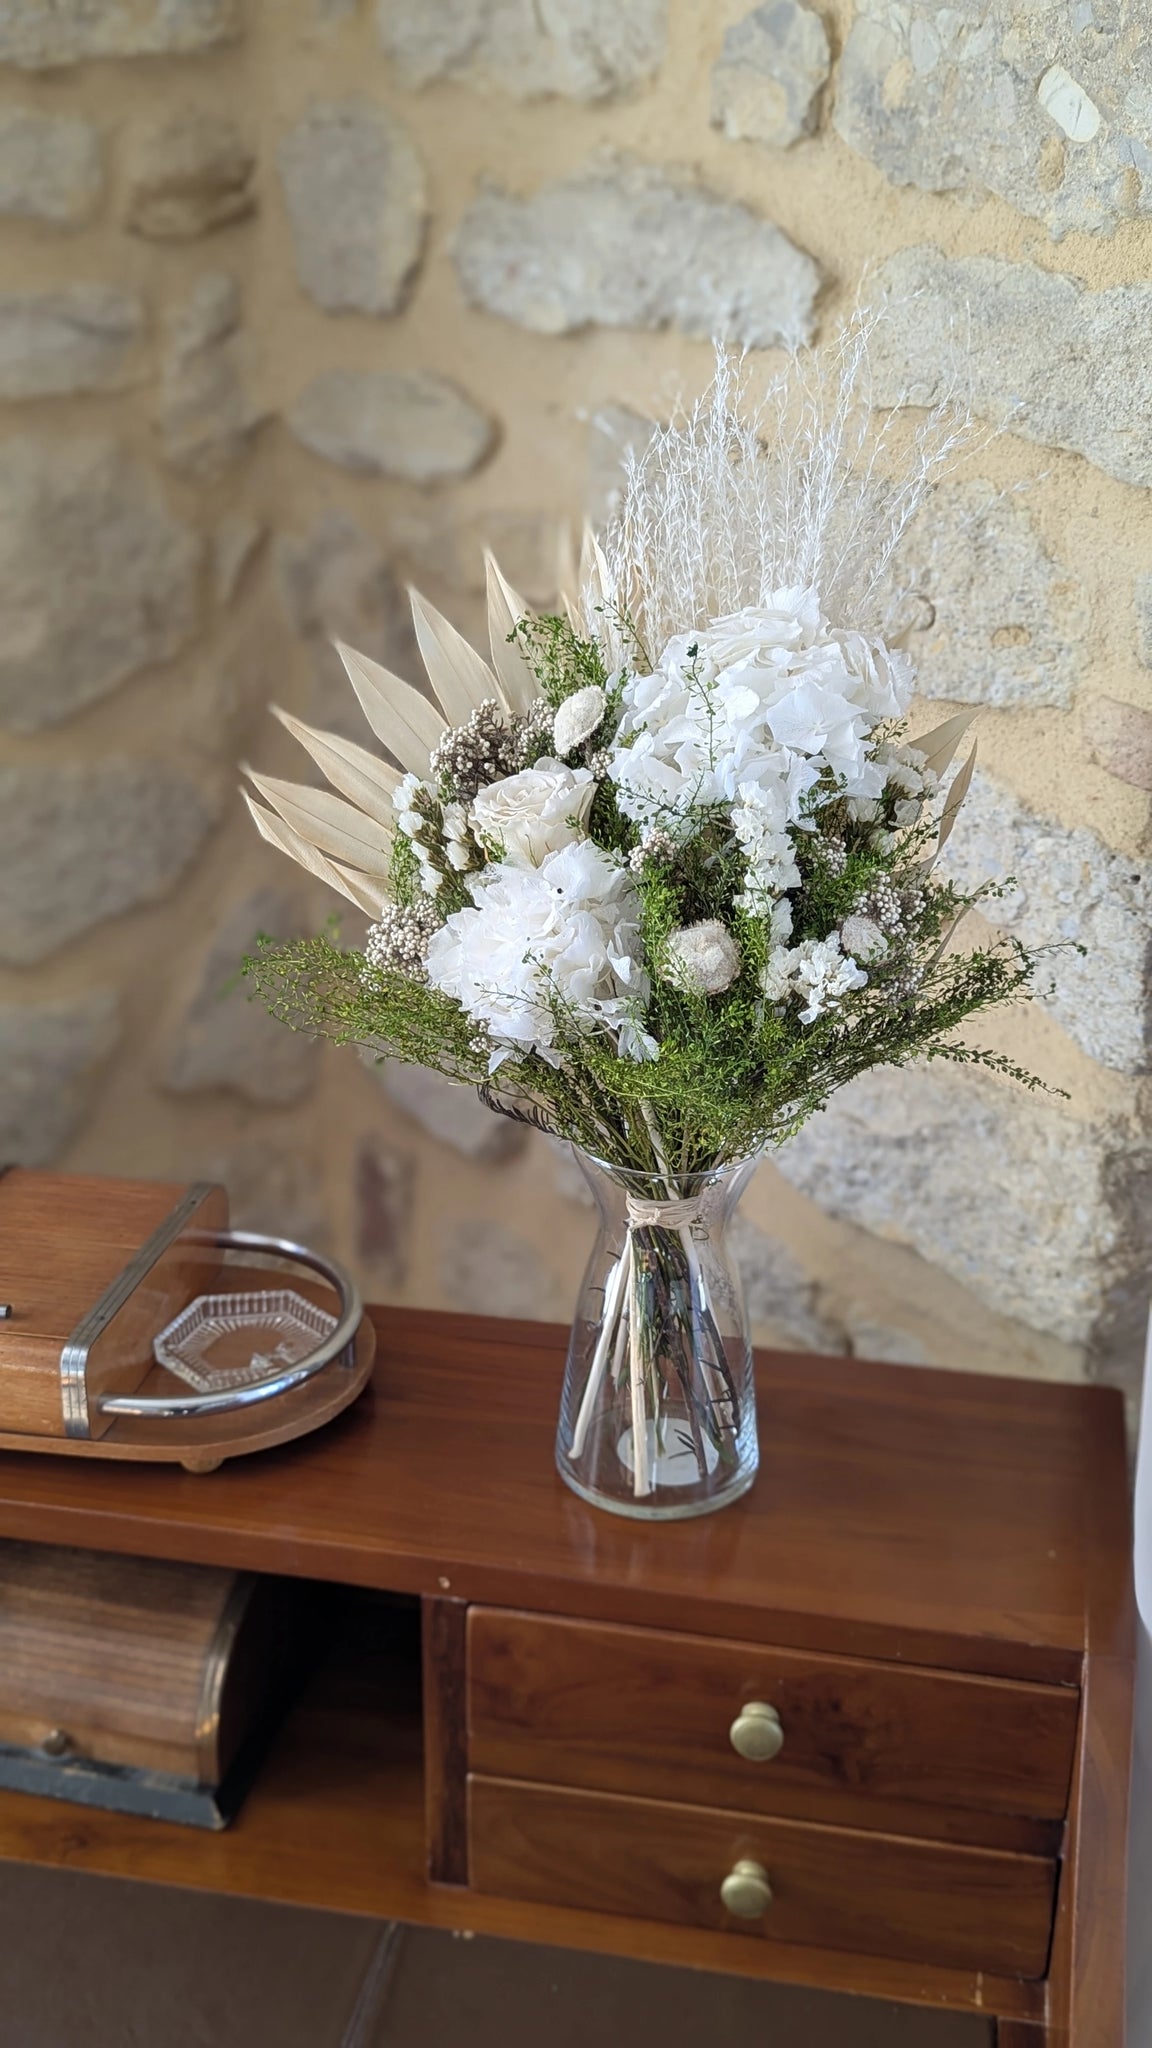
xmin=513 ymin=699 xmax=556 ymax=768
xmin=628 ymin=826 xmax=678 ymax=873
xmin=364 ymin=898 xmax=439 ymax=979
xmin=430 ymin=700 xmax=518 ymax=802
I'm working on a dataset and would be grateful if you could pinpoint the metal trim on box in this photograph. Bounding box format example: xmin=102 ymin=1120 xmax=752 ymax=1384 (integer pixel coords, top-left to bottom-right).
xmin=59 ymin=1182 xmax=219 ymax=1438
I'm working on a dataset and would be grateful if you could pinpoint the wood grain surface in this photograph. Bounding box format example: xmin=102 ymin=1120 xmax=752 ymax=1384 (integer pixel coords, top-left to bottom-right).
xmin=0 ymin=1309 xmax=1118 ymax=1683
xmin=0 ymin=1171 xmax=205 ymax=1437
xmin=468 ymin=1776 xmax=1057 ymax=1977
xmin=1046 ymin=1371 xmax=1136 ymax=2046
xmin=468 ymin=1608 xmax=1078 ymax=1844
xmin=0 ymin=1599 xmax=1044 ymax=2024
xmin=0 ymin=1541 xmax=241 ymax=1778
xmin=423 ymin=1595 xmax=468 ymax=1884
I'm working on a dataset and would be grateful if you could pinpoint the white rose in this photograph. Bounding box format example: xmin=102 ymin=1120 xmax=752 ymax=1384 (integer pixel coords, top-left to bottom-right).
xmin=469 ymin=760 xmax=596 ymax=869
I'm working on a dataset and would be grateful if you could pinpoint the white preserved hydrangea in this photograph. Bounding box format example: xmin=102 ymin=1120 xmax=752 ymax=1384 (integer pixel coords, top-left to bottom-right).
xmin=607 ymin=590 xmax=913 ymax=852
xmin=663 ymin=920 xmax=741 ymax=996
xmin=469 ymin=760 xmax=595 ymax=870
xmin=849 ymin=741 xmax=938 ymax=830
xmin=425 ymin=840 xmax=652 ymax=1069
xmin=761 ymin=933 xmax=867 ymax=1023
xmin=553 ymin=685 xmax=606 ymax=758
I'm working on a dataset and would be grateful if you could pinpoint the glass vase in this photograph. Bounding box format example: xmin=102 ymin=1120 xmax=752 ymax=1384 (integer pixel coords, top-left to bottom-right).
xmin=555 ymin=1153 xmax=759 ymax=1521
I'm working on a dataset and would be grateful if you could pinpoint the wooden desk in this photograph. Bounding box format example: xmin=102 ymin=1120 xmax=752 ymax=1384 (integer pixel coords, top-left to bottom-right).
xmin=0 ymin=1308 xmax=1133 ymax=2045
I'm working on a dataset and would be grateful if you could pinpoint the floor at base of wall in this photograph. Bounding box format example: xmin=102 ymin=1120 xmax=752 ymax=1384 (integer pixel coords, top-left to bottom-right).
xmin=0 ymin=1863 xmax=994 ymax=2047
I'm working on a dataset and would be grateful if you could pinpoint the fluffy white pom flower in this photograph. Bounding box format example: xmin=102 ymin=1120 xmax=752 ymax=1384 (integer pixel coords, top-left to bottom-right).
xmin=425 ymin=840 xmax=649 ymax=1066
xmin=761 ymin=934 xmax=867 ymax=1023
xmin=839 ymin=914 xmax=888 ymax=963
xmin=663 ymin=919 xmax=741 ymax=996
xmin=607 ymin=589 xmax=913 ymax=838
xmin=553 ymin=685 xmax=607 ymax=758
xmin=469 ymin=760 xmax=595 ymax=869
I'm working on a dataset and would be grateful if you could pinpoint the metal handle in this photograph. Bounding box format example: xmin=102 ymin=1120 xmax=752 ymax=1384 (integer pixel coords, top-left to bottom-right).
xmin=729 ymin=1701 xmax=784 ymax=1763
xmin=98 ymin=1230 xmax=362 ymax=1421
xmin=720 ymin=1859 xmax=773 ymax=1919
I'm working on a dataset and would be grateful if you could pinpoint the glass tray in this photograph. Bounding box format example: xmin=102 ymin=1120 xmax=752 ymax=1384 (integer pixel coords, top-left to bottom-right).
xmin=153 ymin=1289 xmax=338 ymax=1394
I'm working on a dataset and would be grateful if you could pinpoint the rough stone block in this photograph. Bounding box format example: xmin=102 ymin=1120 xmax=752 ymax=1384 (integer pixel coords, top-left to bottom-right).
xmin=354 ymin=1136 xmax=414 ymax=1284
xmin=157 ymin=272 xmax=266 ymax=478
xmin=213 ymin=513 xmax=264 ymax=604
xmin=373 ymin=1058 xmax=526 ymax=1161
xmin=454 ymin=152 xmax=820 ymax=346
xmin=711 ymin=1 xmax=830 ymax=149
xmin=0 ymin=108 xmax=101 ymax=224
xmin=0 ymin=757 xmax=219 ymax=964
xmin=391 ymin=506 xmax=559 ymax=608
xmin=275 ymin=510 xmax=420 ymax=733
xmin=1136 ymin=572 xmax=1152 ymax=669
xmin=942 ymin=768 xmax=1150 ymax=1075
xmin=440 ymin=1216 xmax=560 ymax=1318
xmin=0 ymin=284 xmax=143 ymax=399
xmin=837 ymin=0 xmax=1152 ymax=241
xmin=0 ymin=437 xmax=204 ymax=733
xmin=895 ymin=481 xmax=1090 ymax=709
xmin=278 ymin=100 xmax=427 ymax=315
xmin=776 ymin=1064 xmax=1142 ymax=1347
xmin=378 ymin=0 xmax=667 ymax=99
xmin=165 ymin=888 xmax=319 ymax=1106
xmin=1083 ymin=695 xmax=1152 ymax=793
xmin=0 ymin=992 xmax=119 ymax=1166
xmin=0 ymin=0 xmax=240 ymax=66
xmin=287 ymin=368 xmax=494 ymax=481
xmin=870 ymin=247 xmax=1152 ymax=492
xmin=848 ymin=1322 xmax=932 ymax=1368
xmin=197 ymin=1138 xmax=327 ymax=1247
xmin=123 ymin=109 xmax=255 ymax=240
xmin=728 ymin=1213 xmax=846 ymax=1352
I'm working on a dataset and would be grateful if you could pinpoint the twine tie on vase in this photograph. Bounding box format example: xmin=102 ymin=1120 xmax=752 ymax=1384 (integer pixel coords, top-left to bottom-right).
xmin=625 ymin=1192 xmax=706 ymax=1233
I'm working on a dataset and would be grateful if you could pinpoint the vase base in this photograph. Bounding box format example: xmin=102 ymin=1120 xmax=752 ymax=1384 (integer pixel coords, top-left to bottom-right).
xmin=554 ymin=1455 xmax=758 ymax=1522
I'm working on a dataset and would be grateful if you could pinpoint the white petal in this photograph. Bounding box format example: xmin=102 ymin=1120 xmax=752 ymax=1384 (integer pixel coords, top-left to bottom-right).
xmin=271 ymin=706 xmax=400 ymax=830
xmin=334 ymin=639 xmax=445 ymax=777
xmin=409 ymin=586 xmax=507 ymax=725
xmin=485 ymin=551 xmax=538 ymax=714
xmin=242 ymin=793 xmax=386 ymax=917
xmin=243 ymin=767 xmax=393 ymax=878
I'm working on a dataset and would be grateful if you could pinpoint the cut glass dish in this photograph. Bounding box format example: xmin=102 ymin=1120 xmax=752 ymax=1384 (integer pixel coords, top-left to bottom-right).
xmin=153 ymin=1289 xmax=338 ymax=1393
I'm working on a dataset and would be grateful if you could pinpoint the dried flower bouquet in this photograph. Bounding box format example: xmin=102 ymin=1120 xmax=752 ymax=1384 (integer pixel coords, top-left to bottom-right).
xmin=245 ymin=330 xmax=1043 ymax=1516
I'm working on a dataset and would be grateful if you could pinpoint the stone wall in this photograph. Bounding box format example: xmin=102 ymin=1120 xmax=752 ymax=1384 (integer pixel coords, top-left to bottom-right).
xmin=1 ymin=0 xmax=1149 ymax=1408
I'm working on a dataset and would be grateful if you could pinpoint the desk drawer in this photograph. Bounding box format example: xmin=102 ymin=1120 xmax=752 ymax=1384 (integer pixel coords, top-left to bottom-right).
xmin=469 ymin=1776 xmax=1057 ymax=1977
xmin=468 ymin=1610 xmax=1077 ymax=1838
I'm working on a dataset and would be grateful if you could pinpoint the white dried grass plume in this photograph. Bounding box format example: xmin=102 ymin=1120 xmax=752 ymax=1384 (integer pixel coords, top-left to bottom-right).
xmin=591 ymin=309 xmax=973 ymax=666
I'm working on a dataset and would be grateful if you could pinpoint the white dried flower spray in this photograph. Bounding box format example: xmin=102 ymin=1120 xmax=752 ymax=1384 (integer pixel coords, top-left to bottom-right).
xmin=590 ymin=312 xmax=972 ymax=665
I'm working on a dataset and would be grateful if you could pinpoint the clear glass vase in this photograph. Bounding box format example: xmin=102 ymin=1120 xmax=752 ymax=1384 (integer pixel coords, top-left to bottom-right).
xmin=555 ymin=1153 xmax=759 ymax=1521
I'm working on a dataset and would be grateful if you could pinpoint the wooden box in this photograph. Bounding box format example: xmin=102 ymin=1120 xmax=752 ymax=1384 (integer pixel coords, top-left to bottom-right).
xmin=0 ymin=1540 xmax=305 ymax=1827
xmin=0 ymin=1167 xmax=373 ymax=1469
xmin=0 ymin=1169 xmax=226 ymax=1442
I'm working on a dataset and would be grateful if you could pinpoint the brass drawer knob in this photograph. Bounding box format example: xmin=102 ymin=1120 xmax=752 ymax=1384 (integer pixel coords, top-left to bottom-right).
xmin=720 ymin=1859 xmax=773 ymax=1919
xmin=729 ymin=1700 xmax=783 ymax=1762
